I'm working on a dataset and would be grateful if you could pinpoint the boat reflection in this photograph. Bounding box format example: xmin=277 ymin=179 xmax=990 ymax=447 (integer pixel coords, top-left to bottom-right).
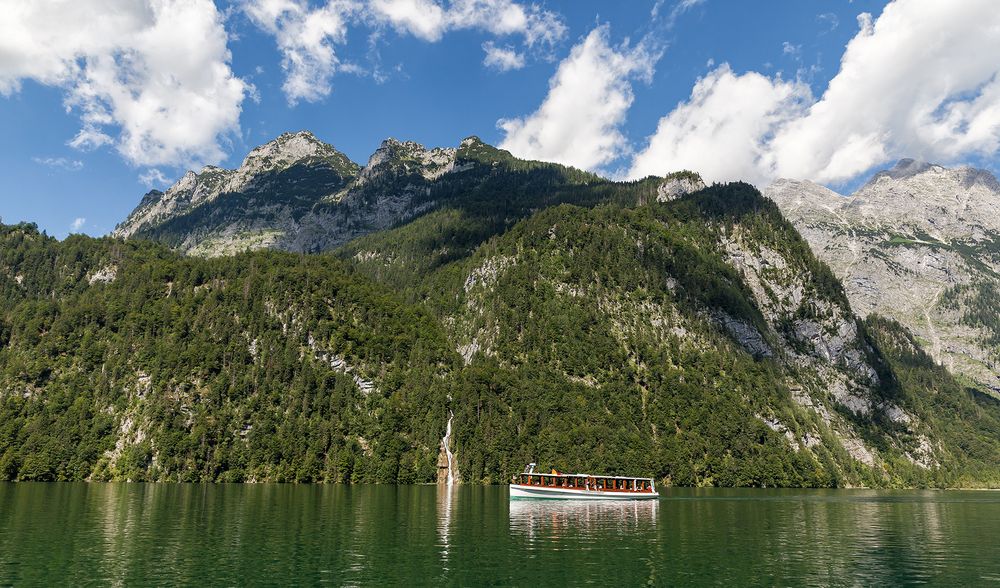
xmin=509 ymin=498 xmax=658 ymax=541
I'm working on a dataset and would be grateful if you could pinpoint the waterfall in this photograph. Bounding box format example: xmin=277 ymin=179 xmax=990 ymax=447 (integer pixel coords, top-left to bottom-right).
xmin=442 ymin=410 xmax=455 ymax=486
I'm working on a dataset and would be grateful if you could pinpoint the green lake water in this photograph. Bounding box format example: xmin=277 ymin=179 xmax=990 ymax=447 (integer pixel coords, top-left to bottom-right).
xmin=2 ymin=483 xmax=1000 ymax=586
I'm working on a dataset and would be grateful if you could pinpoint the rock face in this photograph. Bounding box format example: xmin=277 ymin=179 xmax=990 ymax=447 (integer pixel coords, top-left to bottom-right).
xmin=113 ymin=132 xmax=470 ymax=256
xmin=115 ymin=132 xmax=359 ymax=243
xmin=441 ymin=186 xmax=942 ymax=479
xmin=765 ymin=160 xmax=1000 ymax=394
xmin=656 ymin=172 xmax=706 ymax=202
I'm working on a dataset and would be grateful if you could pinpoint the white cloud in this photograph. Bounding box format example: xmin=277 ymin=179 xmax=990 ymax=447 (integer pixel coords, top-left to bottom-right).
xmin=482 ymin=42 xmax=525 ymax=71
xmin=33 ymin=157 xmax=84 ymax=172
xmin=629 ymin=65 xmax=810 ymax=186
xmin=630 ymin=0 xmax=1000 ymax=186
xmin=244 ymin=0 xmax=360 ymax=105
xmin=781 ymin=41 xmax=801 ymax=56
xmin=772 ymin=0 xmax=1000 ymax=183
xmin=0 ymin=0 xmax=247 ymax=168
xmin=139 ymin=168 xmax=171 ymax=188
xmin=498 ymin=26 xmax=658 ymax=171
xmin=70 ymin=217 xmax=86 ymax=233
xmin=444 ymin=0 xmax=566 ymax=47
xmin=856 ymin=12 xmax=873 ymax=35
xmin=369 ymin=0 xmax=565 ymax=45
xmin=652 ymin=0 xmax=706 ymax=27
xmin=246 ymin=0 xmax=566 ymax=103
xmin=369 ymin=0 xmax=446 ymax=41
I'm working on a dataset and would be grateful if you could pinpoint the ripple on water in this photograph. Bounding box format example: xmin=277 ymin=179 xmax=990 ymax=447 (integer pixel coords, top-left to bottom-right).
xmin=3 ymin=484 xmax=1000 ymax=586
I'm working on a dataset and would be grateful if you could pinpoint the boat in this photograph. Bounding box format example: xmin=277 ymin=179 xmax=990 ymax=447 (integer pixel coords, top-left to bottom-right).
xmin=509 ymin=463 xmax=657 ymax=500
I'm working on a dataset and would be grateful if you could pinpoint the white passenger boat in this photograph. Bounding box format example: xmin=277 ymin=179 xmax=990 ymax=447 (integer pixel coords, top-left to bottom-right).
xmin=509 ymin=463 xmax=657 ymax=500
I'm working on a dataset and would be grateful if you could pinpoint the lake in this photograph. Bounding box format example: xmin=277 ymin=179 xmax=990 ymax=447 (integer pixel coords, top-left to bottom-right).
xmin=2 ymin=483 xmax=999 ymax=586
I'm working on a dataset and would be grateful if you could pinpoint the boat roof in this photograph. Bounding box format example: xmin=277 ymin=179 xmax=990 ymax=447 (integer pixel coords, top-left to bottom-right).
xmin=521 ymin=472 xmax=654 ymax=482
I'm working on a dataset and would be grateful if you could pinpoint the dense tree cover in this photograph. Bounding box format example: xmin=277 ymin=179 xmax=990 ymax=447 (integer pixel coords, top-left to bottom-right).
xmin=862 ymin=316 xmax=1000 ymax=487
xmin=0 ymin=223 xmax=457 ymax=482
xmin=344 ymin=184 xmax=1000 ymax=488
xmin=2 ymin=178 xmax=999 ymax=487
xmin=942 ymin=279 xmax=1000 ymax=356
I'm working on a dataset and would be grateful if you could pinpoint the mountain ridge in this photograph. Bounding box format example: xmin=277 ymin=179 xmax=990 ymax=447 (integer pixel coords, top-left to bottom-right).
xmin=6 ymin=181 xmax=1000 ymax=486
xmin=4 ymin=136 xmax=999 ymax=487
xmin=766 ymin=159 xmax=1000 ymax=395
xmin=113 ymin=132 xmax=603 ymax=257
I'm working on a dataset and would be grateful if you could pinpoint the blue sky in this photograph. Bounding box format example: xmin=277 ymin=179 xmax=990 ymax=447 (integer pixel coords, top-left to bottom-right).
xmin=5 ymin=0 xmax=999 ymax=239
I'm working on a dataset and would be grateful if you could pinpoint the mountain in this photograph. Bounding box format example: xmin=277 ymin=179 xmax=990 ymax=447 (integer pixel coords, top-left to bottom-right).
xmin=4 ymin=161 xmax=999 ymax=487
xmin=765 ymin=160 xmax=1000 ymax=395
xmin=115 ymin=131 xmax=360 ymax=255
xmin=114 ymin=132 xmax=602 ymax=257
xmin=349 ymin=181 xmax=1000 ymax=487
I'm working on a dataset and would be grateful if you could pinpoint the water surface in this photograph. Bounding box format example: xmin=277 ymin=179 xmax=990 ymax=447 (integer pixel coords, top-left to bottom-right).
xmin=2 ymin=483 xmax=999 ymax=586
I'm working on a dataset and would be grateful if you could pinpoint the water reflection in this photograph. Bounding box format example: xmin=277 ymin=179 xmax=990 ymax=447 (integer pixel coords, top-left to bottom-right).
xmin=436 ymin=484 xmax=455 ymax=571
xmin=4 ymin=484 xmax=1000 ymax=586
xmin=509 ymin=499 xmax=658 ymax=542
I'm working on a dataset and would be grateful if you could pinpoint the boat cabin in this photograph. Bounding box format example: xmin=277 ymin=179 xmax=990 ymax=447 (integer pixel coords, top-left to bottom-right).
xmin=512 ymin=472 xmax=655 ymax=493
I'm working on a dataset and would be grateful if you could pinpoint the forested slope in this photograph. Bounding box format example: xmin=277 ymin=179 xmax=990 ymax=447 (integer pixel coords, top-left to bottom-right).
xmin=2 ymin=177 xmax=999 ymax=487
xmin=0 ymin=223 xmax=455 ymax=482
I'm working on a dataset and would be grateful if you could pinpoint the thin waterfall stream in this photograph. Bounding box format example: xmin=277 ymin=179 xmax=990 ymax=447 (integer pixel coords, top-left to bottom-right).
xmin=442 ymin=410 xmax=455 ymax=486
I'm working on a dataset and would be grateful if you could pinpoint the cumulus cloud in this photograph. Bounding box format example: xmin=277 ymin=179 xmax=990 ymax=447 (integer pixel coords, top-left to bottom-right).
xmin=443 ymin=0 xmax=566 ymax=47
xmin=0 ymin=0 xmax=247 ymax=168
xmin=245 ymin=0 xmax=566 ymax=103
xmin=630 ymin=0 xmax=1000 ymax=186
xmin=370 ymin=0 xmax=565 ymax=45
xmin=498 ymin=26 xmax=659 ymax=171
xmin=70 ymin=217 xmax=86 ymax=233
xmin=482 ymin=41 xmax=525 ymax=71
xmin=772 ymin=0 xmax=1000 ymax=183
xmin=244 ymin=0 xmax=359 ymax=104
xmin=368 ymin=0 xmax=445 ymax=41
xmin=629 ymin=65 xmax=810 ymax=186
xmin=33 ymin=157 xmax=84 ymax=172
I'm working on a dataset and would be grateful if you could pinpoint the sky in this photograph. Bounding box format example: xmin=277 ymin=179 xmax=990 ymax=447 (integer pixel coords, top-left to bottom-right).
xmin=2 ymin=0 xmax=999 ymax=238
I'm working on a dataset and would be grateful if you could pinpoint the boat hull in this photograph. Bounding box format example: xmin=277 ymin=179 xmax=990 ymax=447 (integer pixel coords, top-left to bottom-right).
xmin=509 ymin=484 xmax=657 ymax=500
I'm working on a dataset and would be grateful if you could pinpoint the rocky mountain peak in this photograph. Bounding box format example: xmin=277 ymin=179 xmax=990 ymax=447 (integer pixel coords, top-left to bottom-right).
xmin=239 ymin=130 xmax=352 ymax=173
xmin=765 ymin=160 xmax=1000 ymax=395
xmin=879 ymin=158 xmax=937 ymax=180
xmin=113 ymin=131 xmax=360 ymax=240
xmin=861 ymin=157 xmax=1000 ymax=192
xmin=850 ymin=160 xmax=1000 ymax=239
xmin=358 ymin=137 xmax=458 ymax=184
